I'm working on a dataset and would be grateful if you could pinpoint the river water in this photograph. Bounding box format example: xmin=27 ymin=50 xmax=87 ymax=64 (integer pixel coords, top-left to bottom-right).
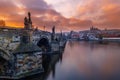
xmin=30 ymin=41 xmax=120 ymax=80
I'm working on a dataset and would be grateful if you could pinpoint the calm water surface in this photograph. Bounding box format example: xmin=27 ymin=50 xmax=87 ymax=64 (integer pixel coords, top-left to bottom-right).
xmin=31 ymin=41 xmax=120 ymax=80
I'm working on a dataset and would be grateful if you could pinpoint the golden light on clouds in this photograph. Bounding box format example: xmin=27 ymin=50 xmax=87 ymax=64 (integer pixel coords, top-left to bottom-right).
xmin=0 ymin=0 xmax=119 ymax=31
xmin=6 ymin=22 xmax=23 ymax=28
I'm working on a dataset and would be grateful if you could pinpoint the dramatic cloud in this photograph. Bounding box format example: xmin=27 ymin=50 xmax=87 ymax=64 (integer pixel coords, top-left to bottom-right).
xmin=0 ymin=0 xmax=119 ymax=31
xmin=75 ymin=0 xmax=120 ymax=29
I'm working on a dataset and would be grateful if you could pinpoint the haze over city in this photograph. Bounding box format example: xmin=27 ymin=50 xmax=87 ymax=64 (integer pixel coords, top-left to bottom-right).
xmin=0 ymin=0 xmax=120 ymax=31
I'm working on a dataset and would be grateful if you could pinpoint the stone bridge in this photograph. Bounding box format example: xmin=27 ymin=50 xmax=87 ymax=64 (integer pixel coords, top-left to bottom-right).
xmin=0 ymin=29 xmax=53 ymax=61
xmin=32 ymin=31 xmax=52 ymax=46
xmin=0 ymin=12 xmax=58 ymax=62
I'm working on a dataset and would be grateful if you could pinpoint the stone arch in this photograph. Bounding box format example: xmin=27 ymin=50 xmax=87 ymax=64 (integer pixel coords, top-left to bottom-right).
xmin=37 ymin=37 xmax=51 ymax=51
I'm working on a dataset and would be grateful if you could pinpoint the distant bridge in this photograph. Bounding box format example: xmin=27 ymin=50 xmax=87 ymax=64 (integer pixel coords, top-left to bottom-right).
xmin=103 ymin=37 xmax=120 ymax=41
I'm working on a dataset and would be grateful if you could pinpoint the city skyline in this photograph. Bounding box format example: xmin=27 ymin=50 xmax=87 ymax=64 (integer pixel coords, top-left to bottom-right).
xmin=0 ymin=0 xmax=120 ymax=31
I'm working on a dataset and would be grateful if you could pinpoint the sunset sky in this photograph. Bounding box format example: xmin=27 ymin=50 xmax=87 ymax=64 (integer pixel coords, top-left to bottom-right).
xmin=0 ymin=0 xmax=120 ymax=31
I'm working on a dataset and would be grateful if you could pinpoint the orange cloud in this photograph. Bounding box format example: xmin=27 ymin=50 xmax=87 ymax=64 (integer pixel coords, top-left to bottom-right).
xmin=76 ymin=0 xmax=120 ymax=29
xmin=0 ymin=0 xmax=119 ymax=31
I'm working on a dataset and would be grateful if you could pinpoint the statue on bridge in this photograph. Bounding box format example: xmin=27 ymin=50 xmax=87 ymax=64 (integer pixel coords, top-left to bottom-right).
xmin=51 ymin=26 xmax=55 ymax=41
xmin=28 ymin=12 xmax=32 ymax=24
xmin=24 ymin=12 xmax=33 ymax=30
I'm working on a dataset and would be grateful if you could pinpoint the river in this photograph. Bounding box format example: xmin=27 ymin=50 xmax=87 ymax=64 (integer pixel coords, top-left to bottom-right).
xmin=29 ymin=41 xmax=120 ymax=80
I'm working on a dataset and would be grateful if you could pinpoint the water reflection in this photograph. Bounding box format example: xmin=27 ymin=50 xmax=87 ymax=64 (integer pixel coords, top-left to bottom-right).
xmin=26 ymin=41 xmax=120 ymax=80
